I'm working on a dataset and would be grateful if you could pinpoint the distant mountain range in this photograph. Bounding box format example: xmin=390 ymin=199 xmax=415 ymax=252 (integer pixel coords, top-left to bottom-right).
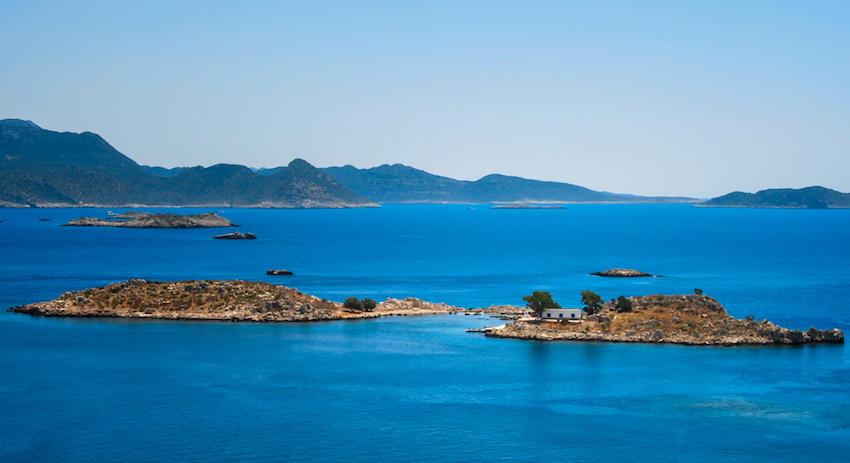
xmin=143 ymin=163 xmax=699 ymax=205
xmin=320 ymin=164 xmax=698 ymax=204
xmin=4 ymin=118 xmax=847 ymax=209
xmin=0 ymin=119 xmax=376 ymax=208
xmin=699 ymin=186 xmax=850 ymax=209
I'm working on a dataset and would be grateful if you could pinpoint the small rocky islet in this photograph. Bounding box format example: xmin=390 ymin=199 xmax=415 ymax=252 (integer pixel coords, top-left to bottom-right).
xmin=591 ymin=268 xmax=655 ymax=277
xmin=8 ymin=280 xmax=843 ymax=346
xmin=63 ymin=212 xmax=237 ymax=229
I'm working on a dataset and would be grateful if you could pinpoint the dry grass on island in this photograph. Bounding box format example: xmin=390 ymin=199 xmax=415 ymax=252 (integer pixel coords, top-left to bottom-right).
xmin=489 ymin=292 xmax=844 ymax=345
xmin=8 ymin=279 xmax=523 ymax=322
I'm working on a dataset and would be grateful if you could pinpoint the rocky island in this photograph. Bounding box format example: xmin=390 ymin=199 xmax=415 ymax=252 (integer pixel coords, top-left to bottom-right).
xmin=488 ymin=293 xmax=844 ymax=345
xmin=7 ymin=279 xmax=514 ymax=322
xmin=491 ymin=202 xmax=565 ymax=209
xmin=7 ymin=281 xmax=842 ymax=346
xmin=591 ymin=268 xmax=655 ymax=277
xmin=63 ymin=212 xmax=237 ymax=228
xmin=214 ymin=232 xmax=256 ymax=239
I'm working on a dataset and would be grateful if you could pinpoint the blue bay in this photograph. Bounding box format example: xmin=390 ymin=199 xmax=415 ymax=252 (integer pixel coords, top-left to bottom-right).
xmin=1 ymin=204 xmax=848 ymax=462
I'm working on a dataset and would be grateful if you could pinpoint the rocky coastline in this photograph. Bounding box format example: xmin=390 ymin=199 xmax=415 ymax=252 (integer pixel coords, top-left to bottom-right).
xmin=487 ymin=294 xmax=844 ymax=345
xmin=63 ymin=212 xmax=237 ymax=228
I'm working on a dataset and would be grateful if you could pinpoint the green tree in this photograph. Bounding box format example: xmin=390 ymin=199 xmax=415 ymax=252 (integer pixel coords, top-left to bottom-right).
xmin=615 ymin=295 xmax=633 ymax=313
xmin=343 ymin=296 xmax=363 ymax=311
xmin=362 ymin=298 xmax=377 ymax=311
xmin=581 ymin=290 xmax=603 ymax=315
xmin=523 ymin=291 xmax=561 ymax=318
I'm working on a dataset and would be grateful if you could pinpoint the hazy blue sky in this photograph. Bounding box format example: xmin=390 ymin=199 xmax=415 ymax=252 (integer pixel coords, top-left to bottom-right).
xmin=2 ymin=1 xmax=848 ymax=197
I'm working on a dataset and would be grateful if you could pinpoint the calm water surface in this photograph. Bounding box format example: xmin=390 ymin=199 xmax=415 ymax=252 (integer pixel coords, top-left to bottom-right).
xmin=1 ymin=205 xmax=848 ymax=462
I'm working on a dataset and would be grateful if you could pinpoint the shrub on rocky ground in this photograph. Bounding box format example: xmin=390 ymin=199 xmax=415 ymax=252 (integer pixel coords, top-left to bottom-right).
xmin=343 ymin=296 xmax=363 ymax=311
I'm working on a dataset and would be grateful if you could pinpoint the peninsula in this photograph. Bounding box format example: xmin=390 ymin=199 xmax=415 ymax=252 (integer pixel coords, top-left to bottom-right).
xmin=488 ymin=293 xmax=844 ymax=345
xmin=63 ymin=212 xmax=237 ymax=228
xmin=700 ymin=186 xmax=850 ymax=209
xmin=7 ymin=280 xmax=842 ymax=346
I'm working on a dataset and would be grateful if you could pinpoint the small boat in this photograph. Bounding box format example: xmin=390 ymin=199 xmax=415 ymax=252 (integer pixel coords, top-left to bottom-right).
xmin=39 ymin=218 xmax=51 ymax=221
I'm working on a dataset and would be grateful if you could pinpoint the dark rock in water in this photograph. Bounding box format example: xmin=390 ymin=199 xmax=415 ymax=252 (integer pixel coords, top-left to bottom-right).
xmin=592 ymin=268 xmax=654 ymax=277
xmin=214 ymin=232 xmax=257 ymax=240
xmin=267 ymin=269 xmax=294 ymax=276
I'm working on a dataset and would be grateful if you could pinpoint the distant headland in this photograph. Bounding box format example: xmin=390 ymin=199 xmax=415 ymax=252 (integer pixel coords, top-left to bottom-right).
xmin=700 ymin=186 xmax=850 ymax=209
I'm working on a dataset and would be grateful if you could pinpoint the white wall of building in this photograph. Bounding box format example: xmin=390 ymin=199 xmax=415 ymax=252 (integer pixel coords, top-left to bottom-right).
xmin=542 ymin=308 xmax=583 ymax=320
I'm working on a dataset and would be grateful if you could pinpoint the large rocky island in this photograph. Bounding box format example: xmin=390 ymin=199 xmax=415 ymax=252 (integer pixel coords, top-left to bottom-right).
xmin=8 ymin=280 xmax=491 ymax=322
xmin=488 ymin=293 xmax=844 ymax=345
xmin=8 ymin=281 xmax=843 ymax=346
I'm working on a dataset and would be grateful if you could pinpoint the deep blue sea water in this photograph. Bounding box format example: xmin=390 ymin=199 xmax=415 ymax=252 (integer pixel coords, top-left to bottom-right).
xmin=1 ymin=204 xmax=848 ymax=462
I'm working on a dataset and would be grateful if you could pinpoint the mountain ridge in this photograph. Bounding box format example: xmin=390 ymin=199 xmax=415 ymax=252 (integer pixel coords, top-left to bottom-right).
xmin=699 ymin=186 xmax=850 ymax=209
xmin=0 ymin=119 xmax=377 ymax=209
xmin=321 ymin=164 xmax=699 ymax=204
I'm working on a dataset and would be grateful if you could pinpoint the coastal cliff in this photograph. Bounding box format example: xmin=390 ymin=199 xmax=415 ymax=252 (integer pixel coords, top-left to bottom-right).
xmin=488 ymin=294 xmax=844 ymax=345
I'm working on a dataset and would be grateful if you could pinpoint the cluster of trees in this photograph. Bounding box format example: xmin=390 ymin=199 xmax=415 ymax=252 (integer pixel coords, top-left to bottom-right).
xmin=343 ymin=296 xmax=377 ymax=312
xmin=522 ymin=290 xmax=634 ymax=317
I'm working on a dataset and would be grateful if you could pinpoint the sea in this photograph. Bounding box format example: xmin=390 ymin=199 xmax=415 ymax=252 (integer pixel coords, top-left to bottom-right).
xmin=1 ymin=204 xmax=848 ymax=462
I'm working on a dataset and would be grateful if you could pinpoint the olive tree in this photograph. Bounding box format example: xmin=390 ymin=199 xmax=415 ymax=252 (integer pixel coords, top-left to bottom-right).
xmin=523 ymin=291 xmax=561 ymax=318
xmin=362 ymin=298 xmax=377 ymax=311
xmin=581 ymin=290 xmax=603 ymax=315
xmin=343 ymin=296 xmax=363 ymax=311
xmin=615 ymin=296 xmax=633 ymax=313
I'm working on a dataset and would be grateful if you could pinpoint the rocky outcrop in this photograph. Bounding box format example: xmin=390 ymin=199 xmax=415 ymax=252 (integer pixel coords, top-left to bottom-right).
xmin=214 ymin=232 xmax=257 ymax=239
xmin=491 ymin=202 xmax=565 ymax=209
xmin=64 ymin=212 xmax=237 ymax=228
xmin=266 ymin=269 xmax=294 ymax=276
xmin=591 ymin=268 xmax=654 ymax=277
xmin=375 ymin=297 xmax=465 ymax=314
xmin=487 ymin=293 xmax=844 ymax=346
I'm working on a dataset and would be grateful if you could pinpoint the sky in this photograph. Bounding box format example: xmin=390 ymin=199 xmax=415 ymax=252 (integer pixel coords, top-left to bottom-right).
xmin=2 ymin=1 xmax=848 ymax=198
